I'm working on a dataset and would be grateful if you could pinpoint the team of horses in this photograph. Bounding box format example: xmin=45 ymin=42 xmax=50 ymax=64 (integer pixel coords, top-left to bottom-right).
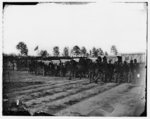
xmin=29 ymin=56 xmax=144 ymax=84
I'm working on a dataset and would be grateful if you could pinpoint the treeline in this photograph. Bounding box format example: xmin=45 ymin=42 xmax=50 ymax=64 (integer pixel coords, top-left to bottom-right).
xmin=5 ymin=41 xmax=118 ymax=57
xmin=39 ymin=46 xmax=111 ymax=57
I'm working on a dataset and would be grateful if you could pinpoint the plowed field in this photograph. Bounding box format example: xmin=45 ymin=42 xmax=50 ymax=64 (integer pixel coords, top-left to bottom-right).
xmin=3 ymin=71 xmax=146 ymax=116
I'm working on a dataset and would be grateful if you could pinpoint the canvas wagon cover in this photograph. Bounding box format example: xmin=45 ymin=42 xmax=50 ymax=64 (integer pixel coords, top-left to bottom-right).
xmin=51 ymin=60 xmax=61 ymax=65
xmin=60 ymin=59 xmax=71 ymax=63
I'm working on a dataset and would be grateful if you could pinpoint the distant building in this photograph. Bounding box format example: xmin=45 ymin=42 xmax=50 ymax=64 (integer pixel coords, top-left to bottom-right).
xmin=89 ymin=53 xmax=146 ymax=63
xmin=121 ymin=53 xmax=146 ymax=63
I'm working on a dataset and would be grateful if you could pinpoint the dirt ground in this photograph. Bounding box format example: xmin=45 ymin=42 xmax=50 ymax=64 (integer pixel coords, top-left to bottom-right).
xmin=3 ymin=71 xmax=146 ymax=116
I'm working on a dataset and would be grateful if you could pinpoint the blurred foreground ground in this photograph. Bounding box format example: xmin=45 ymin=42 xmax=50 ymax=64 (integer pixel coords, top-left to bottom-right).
xmin=3 ymin=71 xmax=146 ymax=116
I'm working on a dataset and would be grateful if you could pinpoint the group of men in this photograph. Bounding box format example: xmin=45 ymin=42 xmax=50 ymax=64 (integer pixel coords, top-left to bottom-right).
xmin=28 ymin=56 xmax=145 ymax=84
xmin=88 ymin=56 xmax=144 ymax=84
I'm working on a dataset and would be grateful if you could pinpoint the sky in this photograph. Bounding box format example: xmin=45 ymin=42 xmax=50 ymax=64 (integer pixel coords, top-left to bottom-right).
xmin=3 ymin=2 xmax=147 ymax=56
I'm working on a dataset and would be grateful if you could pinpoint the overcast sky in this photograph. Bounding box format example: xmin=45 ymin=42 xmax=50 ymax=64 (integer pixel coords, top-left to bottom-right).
xmin=3 ymin=2 xmax=146 ymax=56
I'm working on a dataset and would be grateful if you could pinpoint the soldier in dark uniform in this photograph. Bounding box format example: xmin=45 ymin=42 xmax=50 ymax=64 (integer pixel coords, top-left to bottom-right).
xmin=60 ymin=63 xmax=67 ymax=77
xmin=102 ymin=56 xmax=108 ymax=83
xmin=96 ymin=56 xmax=102 ymax=64
xmin=50 ymin=62 xmax=55 ymax=76
xmin=113 ymin=61 xmax=117 ymax=83
xmin=115 ymin=56 xmax=123 ymax=83
xmin=89 ymin=61 xmax=95 ymax=83
xmin=123 ymin=61 xmax=129 ymax=83
xmin=94 ymin=56 xmax=103 ymax=83
xmin=107 ymin=60 xmax=114 ymax=82
xmin=68 ymin=59 xmax=77 ymax=80
xmin=128 ymin=60 xmax=134 ymax=83
xmin=133 ymin=59 xmax=140 ymax=84
xmin=55 ymin=64 xmax=60 ymax=76
xmin=98 ymin=57 xmax=104 ymax=82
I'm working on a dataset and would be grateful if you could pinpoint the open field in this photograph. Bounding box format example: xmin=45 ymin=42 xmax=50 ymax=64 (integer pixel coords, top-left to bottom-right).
xmin=3 ymin=71 xmax=146 ymax=116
